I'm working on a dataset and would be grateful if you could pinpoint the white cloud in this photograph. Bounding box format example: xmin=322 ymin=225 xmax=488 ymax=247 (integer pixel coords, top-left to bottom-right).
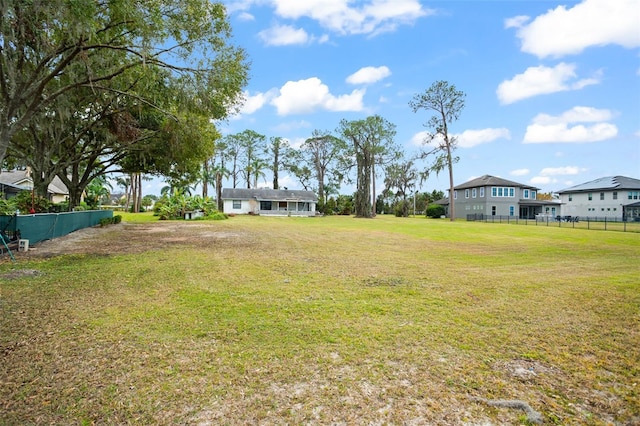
xmin=258 ymin=24 xmax=311 ymax=46
xmin=539 ymin=166 xmax=586 ymax=176
xmin=524 ymin=106 xmax=618 ymax=143
xmin=410 ymin=128 xmax=510 ymax=148
xmin=530 ymin=176 xmax=553 ymax=185
xmin=504 ymin=15 xmax=529 ymax=29
xmin=533 ymin=106 xmax=614 ymax=125
xmin=237 ymin=12 xmax=255 ymax=21
xmin=271 ymin=77 xmax=365 ymax=115
xmin=233 ymin=90 xmax=277 ymax=118
xmin=456 ymin=128 xmax=511 ymax=148
xmin=530 ymin=166 xmax=587 ymax=187
xmin=510 ymin=169 xmax=530 ymax=177
xmin=508 ymin=0 xmax=640 ymax=58
xmin=346 ymin=66 xmax=391 ymax=85
xmin=410 ymin=130 xmax=430 ymax=147
xmin=270 ymin=0 xmax=431 ymax=36
xmin=497 ymin=63 xmax=600 ymax=104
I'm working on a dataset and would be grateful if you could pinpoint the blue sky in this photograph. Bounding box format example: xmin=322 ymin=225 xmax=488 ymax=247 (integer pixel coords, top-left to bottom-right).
xmin=147 ymin=0 xmax=639 ymax=196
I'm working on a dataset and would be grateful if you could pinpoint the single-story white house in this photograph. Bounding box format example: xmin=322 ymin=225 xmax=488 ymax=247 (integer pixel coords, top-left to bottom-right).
xmin=221 ymin=188 xmax=317 ymax=216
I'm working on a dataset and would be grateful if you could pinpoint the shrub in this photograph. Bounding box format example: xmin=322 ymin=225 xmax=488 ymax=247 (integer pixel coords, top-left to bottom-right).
xmin=13 ymin=190 xmax=51 ymax=213
xmin=426 ymin=204 xmax=445 ymax=218
xmin=99 ymin=215 xmax=122 ymax=227
xmin=0 ymin=194 xmax=17 ymax=215
xmin=209 ymin=212 xmax=228 ymax=220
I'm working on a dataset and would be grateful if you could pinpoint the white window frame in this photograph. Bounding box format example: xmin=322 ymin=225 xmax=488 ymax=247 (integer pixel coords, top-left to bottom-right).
xmin=472 ymin=188 xmax=477 ymax=198
xmin=232 ymin=200 xmax=242 ymax=209
xmin=480 ymin=187 xmax=485 ymax=197
xmin=465 ymin=189 xmax=469 ymax=199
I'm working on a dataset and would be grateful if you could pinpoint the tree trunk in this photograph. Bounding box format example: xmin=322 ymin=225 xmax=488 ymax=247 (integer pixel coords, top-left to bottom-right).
xmin=371 ymin=164 xmax=376 ymax=216
xmin=216 ymin=172 xmax=223 ymax=211
xmin=354 ymin=149 xmax=372 ymax=218
xmin=447 ymin=144 xmax=455 ymax=221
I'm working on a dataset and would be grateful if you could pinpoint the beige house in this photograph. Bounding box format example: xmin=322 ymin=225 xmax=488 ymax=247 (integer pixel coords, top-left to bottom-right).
xmin=0 ymin=169 xmax=69 ymax=203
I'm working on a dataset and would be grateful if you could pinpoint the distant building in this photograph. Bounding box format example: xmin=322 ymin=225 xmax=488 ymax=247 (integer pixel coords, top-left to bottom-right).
xmin=443 ymin=175 xmax=561 ymax=220
xmin=557 ymin=176 xmax=640 ymax=221
xmin=0 ymin=169 xmax=69 ymax=203
xmin=221 ymin=188 xmax=317 ymax=216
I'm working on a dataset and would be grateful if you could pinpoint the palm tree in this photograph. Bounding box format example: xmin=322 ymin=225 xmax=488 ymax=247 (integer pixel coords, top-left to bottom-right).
xmin=85 ymin=175 xmax=113 ymax=209
xmin=248 ymin=157 xmax=268 ymax=188
xmin=115 ymin=175 xmax=131 ymax=210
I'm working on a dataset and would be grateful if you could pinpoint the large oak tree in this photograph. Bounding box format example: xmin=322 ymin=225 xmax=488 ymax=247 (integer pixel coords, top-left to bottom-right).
xmin=0 ymin=0 xmax=248 ymax=178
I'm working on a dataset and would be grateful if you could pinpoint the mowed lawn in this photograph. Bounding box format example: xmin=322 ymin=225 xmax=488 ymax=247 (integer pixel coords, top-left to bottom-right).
xmin=1 ymin=215 xmax=638 ymax=425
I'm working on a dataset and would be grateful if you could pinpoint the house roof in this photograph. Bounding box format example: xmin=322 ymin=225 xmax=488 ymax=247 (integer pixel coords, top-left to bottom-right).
xmin=454 ymin=174 xmax=539 ymax=191
xmin=557 ymin=176 xmax=640 ymax=194
xmin=0 ymin=181 xmax=24 ymax=193
xmin=0 ymin=169 xmax=68 ymax=195
xmin=222 ymin=188 xmax=318 ymax=202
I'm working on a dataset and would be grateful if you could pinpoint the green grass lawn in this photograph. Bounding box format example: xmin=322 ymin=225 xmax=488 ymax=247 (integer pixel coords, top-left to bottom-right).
xmin=1 ymin=215 xmax=638 ymax=424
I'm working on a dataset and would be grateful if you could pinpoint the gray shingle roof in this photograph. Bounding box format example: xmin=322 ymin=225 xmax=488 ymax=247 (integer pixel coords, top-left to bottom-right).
xmin=454 ymin=174 xmax=538 ymax=190
xmin=557 ymin=176 xmax=640 ymax=193
xmin=0 ymin=169 xmax=68 ymax=195
xmin=221 ymin=188 xmax=317 ymax=202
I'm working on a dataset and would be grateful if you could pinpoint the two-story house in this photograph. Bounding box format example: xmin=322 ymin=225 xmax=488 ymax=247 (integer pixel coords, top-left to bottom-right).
xmin=448 ymin=175 xmax=560 ymax=220
xmin=557 ymin=176 xmax=640 ymax=221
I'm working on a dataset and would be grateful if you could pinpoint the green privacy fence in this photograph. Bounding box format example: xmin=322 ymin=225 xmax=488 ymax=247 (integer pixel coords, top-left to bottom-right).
xmin=0 ymin=210 xmax=113 ymax=245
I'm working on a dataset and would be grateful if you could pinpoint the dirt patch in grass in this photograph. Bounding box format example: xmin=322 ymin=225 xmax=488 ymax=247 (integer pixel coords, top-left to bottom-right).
xmin=18 ymin=221 xmax=249 ymax=258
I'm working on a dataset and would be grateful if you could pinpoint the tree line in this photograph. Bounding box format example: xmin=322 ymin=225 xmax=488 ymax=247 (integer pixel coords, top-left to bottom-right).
xmin=209 ymin=81 xmax=465 ymax=219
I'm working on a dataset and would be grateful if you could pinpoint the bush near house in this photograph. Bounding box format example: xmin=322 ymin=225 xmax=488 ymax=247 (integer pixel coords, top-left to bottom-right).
xmin=153 ymin=193 xmax=226 ymax=221
xmin=426 ymin=204 xmax=445 ymax=218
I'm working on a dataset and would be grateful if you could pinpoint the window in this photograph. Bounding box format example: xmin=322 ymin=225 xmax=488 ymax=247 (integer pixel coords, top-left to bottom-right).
xmin=569 ymin=195 xmax=572 ymax=202
xmin=588 ymin=193 xmax=593 ymax=201
xmin=454 ymin=190 xmax=457 ymax=200
xmin=472 ymin=188 xmax=477 ymax=198
xmin=491 ymin=187 xmax=514 ymax=198
xmin=232 ymin=200 xmax=241 ymax=209
xmin=465 ymin=189 xmax=469 ymax=199
xmin=260 ymin=201 xmax=272 ymax=210
xmin=509 ymin=206 xmax=515 ymax=216
xmin=629 ymin=191 xmax=639 ymax=200
xmin=531 ymin=191 xmax=536 ymax=200
xmin=613 ymin=192 xmax=618 ymax=200
xmin=480 ymin=187 xmax=485 ymax=197
xmin=491 ymin=206 xmax=496 ymax=216
xmin=523 ymin=189 xmax=529 ymax=199
xmin=600 ymin=192 xmax=604 ymax=200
